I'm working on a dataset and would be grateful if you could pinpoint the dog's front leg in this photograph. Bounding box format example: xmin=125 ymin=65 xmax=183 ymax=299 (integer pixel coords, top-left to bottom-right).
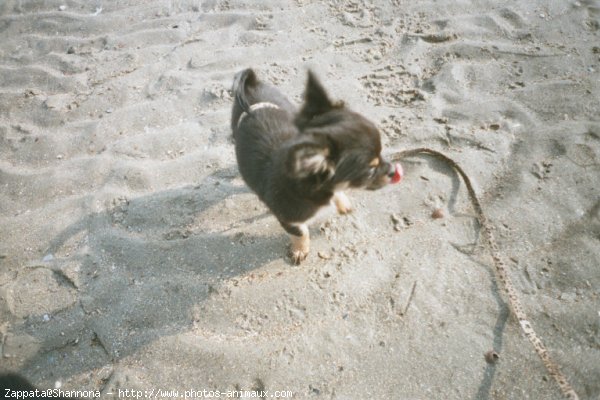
xmin=282 ymin=222 xmax=310 ymax=264
xmin=333 ymin=191 xmax=352 ymax=214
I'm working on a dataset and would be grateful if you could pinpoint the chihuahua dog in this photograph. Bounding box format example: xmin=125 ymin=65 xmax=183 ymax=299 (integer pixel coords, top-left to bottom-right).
xmin=231 ymin=68 xmax=402 ymax=264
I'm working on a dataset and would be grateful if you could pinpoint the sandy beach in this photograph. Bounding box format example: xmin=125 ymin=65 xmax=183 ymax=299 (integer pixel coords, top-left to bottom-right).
xmin=1 ymin=0 xmax=599 ymax=398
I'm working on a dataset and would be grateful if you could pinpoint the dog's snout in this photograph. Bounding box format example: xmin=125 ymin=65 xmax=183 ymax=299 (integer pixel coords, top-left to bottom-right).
xmin=385 ymin=162 xmax=395 ymax=178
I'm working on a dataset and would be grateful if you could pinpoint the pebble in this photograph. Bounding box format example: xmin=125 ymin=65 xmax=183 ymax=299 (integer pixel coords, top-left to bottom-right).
xmin=431 ymin=208 xmax=444 ymax=219
xmin=485 ymin=350 xmax=500 ymax=364
xmin=59 ymin=5 xmax=67 ymax=11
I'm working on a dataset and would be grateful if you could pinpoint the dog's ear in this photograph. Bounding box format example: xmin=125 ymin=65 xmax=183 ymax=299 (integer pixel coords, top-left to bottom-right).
xmin=295 ymin=71 xmax=343 ymax=128
xmin=286 ymin=138 xmax=334 ymax=179
xmin=304 ymin=70 xmax=334 ymax=113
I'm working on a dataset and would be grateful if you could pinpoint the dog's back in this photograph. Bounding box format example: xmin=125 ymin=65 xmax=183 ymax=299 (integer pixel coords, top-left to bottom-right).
xmin=230 ymin=69 xmax=300 ymax=200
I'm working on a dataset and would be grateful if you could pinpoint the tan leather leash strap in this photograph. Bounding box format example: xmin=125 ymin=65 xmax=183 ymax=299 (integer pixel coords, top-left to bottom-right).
xmin=391 ymin=147 xmax=579 ymax=400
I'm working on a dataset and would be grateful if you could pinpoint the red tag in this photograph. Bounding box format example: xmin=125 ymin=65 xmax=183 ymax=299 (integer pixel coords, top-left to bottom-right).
xmin=391 ymin=163 xmax=403 ymax=184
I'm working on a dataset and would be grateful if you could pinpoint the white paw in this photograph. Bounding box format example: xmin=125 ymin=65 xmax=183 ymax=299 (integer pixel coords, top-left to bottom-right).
xmin=289 ymin=228 xmax=310 ymax=265
xmin=333 ymin=192 xmax=353 ymax=215
xmin=289 ymin=247 xmax=309 ymax=265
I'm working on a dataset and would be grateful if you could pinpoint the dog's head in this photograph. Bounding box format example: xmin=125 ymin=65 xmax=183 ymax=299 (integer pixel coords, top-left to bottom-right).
xmin=291 ymin=71 xmax=401 ymax=191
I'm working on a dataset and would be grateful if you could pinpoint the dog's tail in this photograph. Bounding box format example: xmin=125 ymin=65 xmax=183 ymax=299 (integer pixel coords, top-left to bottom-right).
xmin=232 ymin=68 xmax=257 ymax=115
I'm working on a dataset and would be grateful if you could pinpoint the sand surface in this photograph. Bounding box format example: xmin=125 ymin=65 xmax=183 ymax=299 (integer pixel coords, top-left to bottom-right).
xmin=1 ymin=0 xmax=599 ymax=399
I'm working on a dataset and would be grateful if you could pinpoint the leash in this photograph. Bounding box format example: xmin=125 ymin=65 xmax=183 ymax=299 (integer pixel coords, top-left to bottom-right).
xmin=390 ymin=147 xmax=579 ymax=400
